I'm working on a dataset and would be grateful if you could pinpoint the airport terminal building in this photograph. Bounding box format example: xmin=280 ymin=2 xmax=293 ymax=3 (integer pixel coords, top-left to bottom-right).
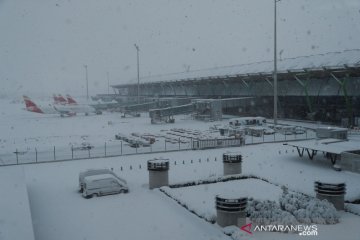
xmin=111 ymin=49 xmax=360 ymax=126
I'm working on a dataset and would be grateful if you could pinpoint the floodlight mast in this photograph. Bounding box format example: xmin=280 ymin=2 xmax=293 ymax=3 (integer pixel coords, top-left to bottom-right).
xmin=273 ymin=0 xmax=280 ymax=125
xmin=84 ymin=64 xmax=89 ymax=101
xmin=107 ymin=72 xmax=110 ymax=94
xmin=134 ymin=44 xmax=140 ymax=104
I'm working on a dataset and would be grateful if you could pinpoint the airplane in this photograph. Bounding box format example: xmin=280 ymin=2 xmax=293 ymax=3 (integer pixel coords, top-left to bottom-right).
xmin=23 ymin=96 xmax=101 ymax=117
xmin=53 ymin=94 xmax=68 ymax=105
xmin=53 ymin=94 xmax=78 ymax=105
xmin=66 ymin=94 xmax=77 ymax=105
xmin=23 ymin=95 xmax=58 ymax=114
xmin=54 ymin=95 xmax=102 ymax=115
xmin=53 ymin=103 xmax=101 ymax=116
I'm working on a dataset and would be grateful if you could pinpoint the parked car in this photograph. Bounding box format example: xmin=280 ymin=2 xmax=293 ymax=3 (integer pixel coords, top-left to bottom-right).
xmin=293 ymin=126 xmax=306 ymax=134
xmin=82 ymin=173 xmax=129 ymax=198
xmin=73 ymin=142 xmax=94 ymax=151
xmin=78 ymin=169 xmax=127 ymax=193
xmin=263 ymin=127 xmax=275 ymax=135
xmin=274 ymin=125 xmax=295 ymax=135
xmin=115 ymin=133 xmax=126 ymax=140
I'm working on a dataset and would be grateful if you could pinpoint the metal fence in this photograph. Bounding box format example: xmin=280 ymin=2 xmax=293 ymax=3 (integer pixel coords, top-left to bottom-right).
xmin=0 ymin=130 xmax=316 ymax=166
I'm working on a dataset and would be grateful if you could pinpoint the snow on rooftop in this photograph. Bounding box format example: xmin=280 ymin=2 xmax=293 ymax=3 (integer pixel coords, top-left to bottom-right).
xmin=223 ymin=151 xmax=242 ymax=156
xmin=0 ymin=167 xmax=35 ymax=240
xmin=122 ymin=49 xmax=360 ymax=85
xmin=315 ymin=176 xmax=346 ymax=185
xmin=148 ymin=158 xmax=170 ymax=163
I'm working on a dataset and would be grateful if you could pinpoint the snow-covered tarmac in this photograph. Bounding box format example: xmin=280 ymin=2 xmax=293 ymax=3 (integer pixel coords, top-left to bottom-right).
xmin=0 ymin=100 xmax=316 ymax=165
xmin=1 ymin=99 xmax=360 ymax=240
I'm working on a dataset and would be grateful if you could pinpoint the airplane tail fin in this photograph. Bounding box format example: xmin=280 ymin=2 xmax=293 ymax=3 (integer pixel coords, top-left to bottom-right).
xmin=58 ymin=94 xmax=67 ymax=105
xmin=23 ymin=96 xmax=43 ymax=113
xmin=23 ymin=95 xmax=36 ymax=108
xmin=66 ymin=94 xmax=77 ymax=105
xmin=53 ymin=94 xmax=60 ymax=104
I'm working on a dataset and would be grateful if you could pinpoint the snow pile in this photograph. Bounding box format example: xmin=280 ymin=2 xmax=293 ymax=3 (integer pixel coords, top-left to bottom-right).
xmin=247 ymin=198 xmax=299 ymax=227
xmin=345 ymin=203 xmax=360 ymax=216
xmin=245 ymin=186 xmax=340 ymax=227
xmin=169 ymin=173 xmax=273 ymax=189
xmin=279 ymin=190 xmax=340 ymax=224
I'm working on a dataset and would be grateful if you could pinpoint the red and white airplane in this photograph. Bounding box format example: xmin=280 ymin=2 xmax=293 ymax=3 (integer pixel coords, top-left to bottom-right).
xmin=53 ymin=94 xmax=67 ymax=105
xmin=66 ymin=94 xmax=77 ymax=105
xmin=53 ymin=94 xmax=78 ymax=105
xmin=23 ymin=95 xmax=58 ymax=114
xmin=24 ymin=96 xmax=101 ymax=117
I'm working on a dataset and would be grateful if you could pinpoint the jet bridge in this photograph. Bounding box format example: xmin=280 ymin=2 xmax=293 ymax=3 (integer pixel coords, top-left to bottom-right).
xmin=149 ymin=97 xmax=253 ymax=124
xmin=123 ymin=101 xmax=158 ymax=113
xmin=149 ymin=104 xmax=195 ymax=123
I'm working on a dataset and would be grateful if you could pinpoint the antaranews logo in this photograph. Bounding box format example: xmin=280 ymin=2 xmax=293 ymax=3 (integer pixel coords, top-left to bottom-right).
xmin=240 ymin=223 xmax=318 ymax=236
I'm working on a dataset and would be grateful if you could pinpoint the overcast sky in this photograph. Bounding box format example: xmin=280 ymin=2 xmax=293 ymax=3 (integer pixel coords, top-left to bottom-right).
xmin=0 ymin=0 xmax=359 ymax=97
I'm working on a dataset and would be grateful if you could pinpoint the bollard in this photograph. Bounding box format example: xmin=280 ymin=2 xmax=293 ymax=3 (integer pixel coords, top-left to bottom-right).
xmin=121 ymin=141 xmax=123 ymax=155
xmin=105 ymin=142 xmax=107 ymax=157
xmin=15 ymin=149 xmax=19 ymax=164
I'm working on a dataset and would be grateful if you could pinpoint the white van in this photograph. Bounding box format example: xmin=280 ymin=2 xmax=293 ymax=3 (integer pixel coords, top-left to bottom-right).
xmin=82 ymin=173 xmax=129 ymax=198
xmin=79 ymin=169 xmax=125 ymax=193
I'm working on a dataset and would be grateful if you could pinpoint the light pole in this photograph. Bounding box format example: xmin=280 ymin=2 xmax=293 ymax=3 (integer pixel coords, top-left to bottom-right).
xmin=107 ymin=72 xmax=110 ymax=94
xmin=273 ymin=0 xmax=280 ymax=125
xmin=134 ymin=44 xmax=140 ymax=104
xmin=84 ymin=65 xmax=89 ymax=100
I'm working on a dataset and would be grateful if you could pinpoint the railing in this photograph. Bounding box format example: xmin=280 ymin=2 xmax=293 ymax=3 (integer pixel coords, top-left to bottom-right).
xmin=0 ymin=130 xmax=316 ymax=166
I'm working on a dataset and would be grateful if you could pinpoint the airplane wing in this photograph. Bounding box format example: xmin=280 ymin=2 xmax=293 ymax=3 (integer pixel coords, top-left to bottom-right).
xmin=53 ymin=106 xmax=76 ymax=116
